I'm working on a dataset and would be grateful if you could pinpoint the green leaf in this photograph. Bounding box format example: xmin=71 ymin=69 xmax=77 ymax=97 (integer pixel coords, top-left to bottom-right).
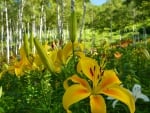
xmin=0 ymin=107 xmax=4 ymax=113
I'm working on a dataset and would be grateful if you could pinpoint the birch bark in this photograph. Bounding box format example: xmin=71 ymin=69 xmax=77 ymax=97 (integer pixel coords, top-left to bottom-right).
xmin=78 ymin=0 xmax=86 ymax=42
xmin=5 ymin=3 xmax=10 ymax=63
xmin=1 ymin=11 xmax=4 ymax=56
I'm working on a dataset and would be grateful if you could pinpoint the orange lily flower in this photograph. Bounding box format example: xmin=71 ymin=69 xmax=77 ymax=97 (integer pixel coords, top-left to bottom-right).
xmin=114 ymin=51 xmax=122 ymax=59
xmin=63 ymin=57 xmax=135 ymax=113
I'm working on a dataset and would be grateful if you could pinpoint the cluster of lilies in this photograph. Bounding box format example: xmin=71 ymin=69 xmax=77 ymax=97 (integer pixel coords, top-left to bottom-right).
xmin=1 ymin=34 xmax=149 ymax=113
xmin=0 ymin=36 xmax=83 ymax=77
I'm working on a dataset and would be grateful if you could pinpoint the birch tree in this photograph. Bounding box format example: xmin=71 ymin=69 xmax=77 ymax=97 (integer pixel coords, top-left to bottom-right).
xmin=18 ymin=0 xmax=25 ymax=49
xmin=60 ymin=0 xmax=64 ymax=44
xmin=56 ymin=0 xmax=60 ymax=38
xmin=39 ymin=1 xmax=44 ymax=41
xmin=78 ymin=0 xmax=86 ymax=42
xmin=0 ymin=10 xmax=4 ymax=56
xmin=4 ymin=1 xmax=10 ymax=63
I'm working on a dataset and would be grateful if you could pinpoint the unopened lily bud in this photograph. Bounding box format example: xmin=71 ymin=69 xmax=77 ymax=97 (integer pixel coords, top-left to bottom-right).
xmin=29 ymin=33 xmax=34 ymax=52
xmin=69 ymin=11 xmax=77 ymax=43
xmin=34 ymin=38 xmax=54 ymax=72
xmin=23 ymin=34 xmax=30 ymax=57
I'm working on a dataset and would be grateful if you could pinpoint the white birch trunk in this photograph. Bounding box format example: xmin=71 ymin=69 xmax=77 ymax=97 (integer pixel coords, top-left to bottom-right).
xmin=18 ymin=8 xmax=22 ymax=49
xmin=56 ymin=0 xmax=61 ymax=39
xmin=78 ymin=0 xmax=86 ymax=42
xmin=43 ymin=12 xmax=47 ymax=39
xmin=18 ymin=0 xmax=25 ymax=49
xmin=5 ymin=6 xmax=10 ymax=63
xmin=60 ymin=0 xmax=64 ymax=43
xmin=32 ymin=6 xmax=36 ymax=37
xmin=1 ymin=11 xmax=4 ymax=56
xmin=32 ymin=16 xmax=36 ymax=37
xmin=32 ymin=6 xmax=36 ymax=53
xmin=15 ymin=22 xmax=19 ymax=55
xmin=9 ymin=19 xmax=13 ymax=56
xmin=39 ymin=3 xmax=44 ymax=42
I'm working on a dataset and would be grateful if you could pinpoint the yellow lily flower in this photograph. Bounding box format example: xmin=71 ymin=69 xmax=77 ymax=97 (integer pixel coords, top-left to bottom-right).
xmin=57 ymin=41 xmax=84 ymax=65
xmin=48 ymin=50 xmax=62 ymax=73
xmin=32 ymin=54 xmax=45 ymax=70
xmin=50 ymin=42 xmax=84 ymax=72
xmin=8 ymin=46 xmax=32 ymax=76
xmin=34 ymin=39 xmax=85 ymax=73
xmin=56 ymin=42 xmax=73 ymax=65
xmin=63 ymin=57 xmax=135 ymax=113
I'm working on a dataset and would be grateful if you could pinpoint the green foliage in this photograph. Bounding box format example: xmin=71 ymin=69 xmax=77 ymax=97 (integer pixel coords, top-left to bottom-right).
xmin=0 ymin=0 xmax=150 ymax=113
xmin=0 ymin=70 xmax=53 ymax=113
xmin=1 ymin=38 xmax=150 ymax=113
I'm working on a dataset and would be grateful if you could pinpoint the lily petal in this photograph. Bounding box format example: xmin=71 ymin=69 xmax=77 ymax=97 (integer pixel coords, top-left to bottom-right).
xmin=102 ymin=84 xmax=135 ymax=113
xmin=107 ymin=96 xmax=119 ymax=108
xmin=63 ymin=84 xmax=90 ymax=112
xmin=57 ymin=49 xmax=63 ymax=64
xmin=75 ymin=52 xmax=85 ymax=58
xmin=63 ymin=42 xmax=73 ymax=64
xmin=15 ymin=66 xmax=23 ymax=76
xmin=77 ymin=57 xmax=98 ymax=81
xmin=136 ymin=93 xmax=150 ymax=102
xmin=112 ymin=100 xmax=119 ymax=108
xmin=63 ymin=42 xmax=72 ymax=56
xmin=90 ymin=95 xmax=106 ymax=113
xmin=49 ymin=50 xmax=61 ymax=73
xmin=56 ymin=42 xmax=73 ymax=65
xmin=14 ymin=61 xmax=24 ymax=76
xmin=98 ymin=70 xmax=121 ymax=91
xmin=63 ymin=74 xmax=91 ymax=91
xmin=131 ymin=84 xmax=150 ymax=102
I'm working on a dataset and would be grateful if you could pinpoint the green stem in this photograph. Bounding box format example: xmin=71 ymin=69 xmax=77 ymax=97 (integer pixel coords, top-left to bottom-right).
xmin=72 ymin=42 xmax=76 ymax=65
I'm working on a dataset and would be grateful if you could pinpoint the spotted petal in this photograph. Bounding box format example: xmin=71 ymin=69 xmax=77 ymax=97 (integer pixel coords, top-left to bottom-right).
xmin=97 ymin=70 xmax=121 ymax=90
xmin=77 ymin=57 xmax=99 ymax=81
xmin=63 ymin=74 xmax=91 ymax=91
